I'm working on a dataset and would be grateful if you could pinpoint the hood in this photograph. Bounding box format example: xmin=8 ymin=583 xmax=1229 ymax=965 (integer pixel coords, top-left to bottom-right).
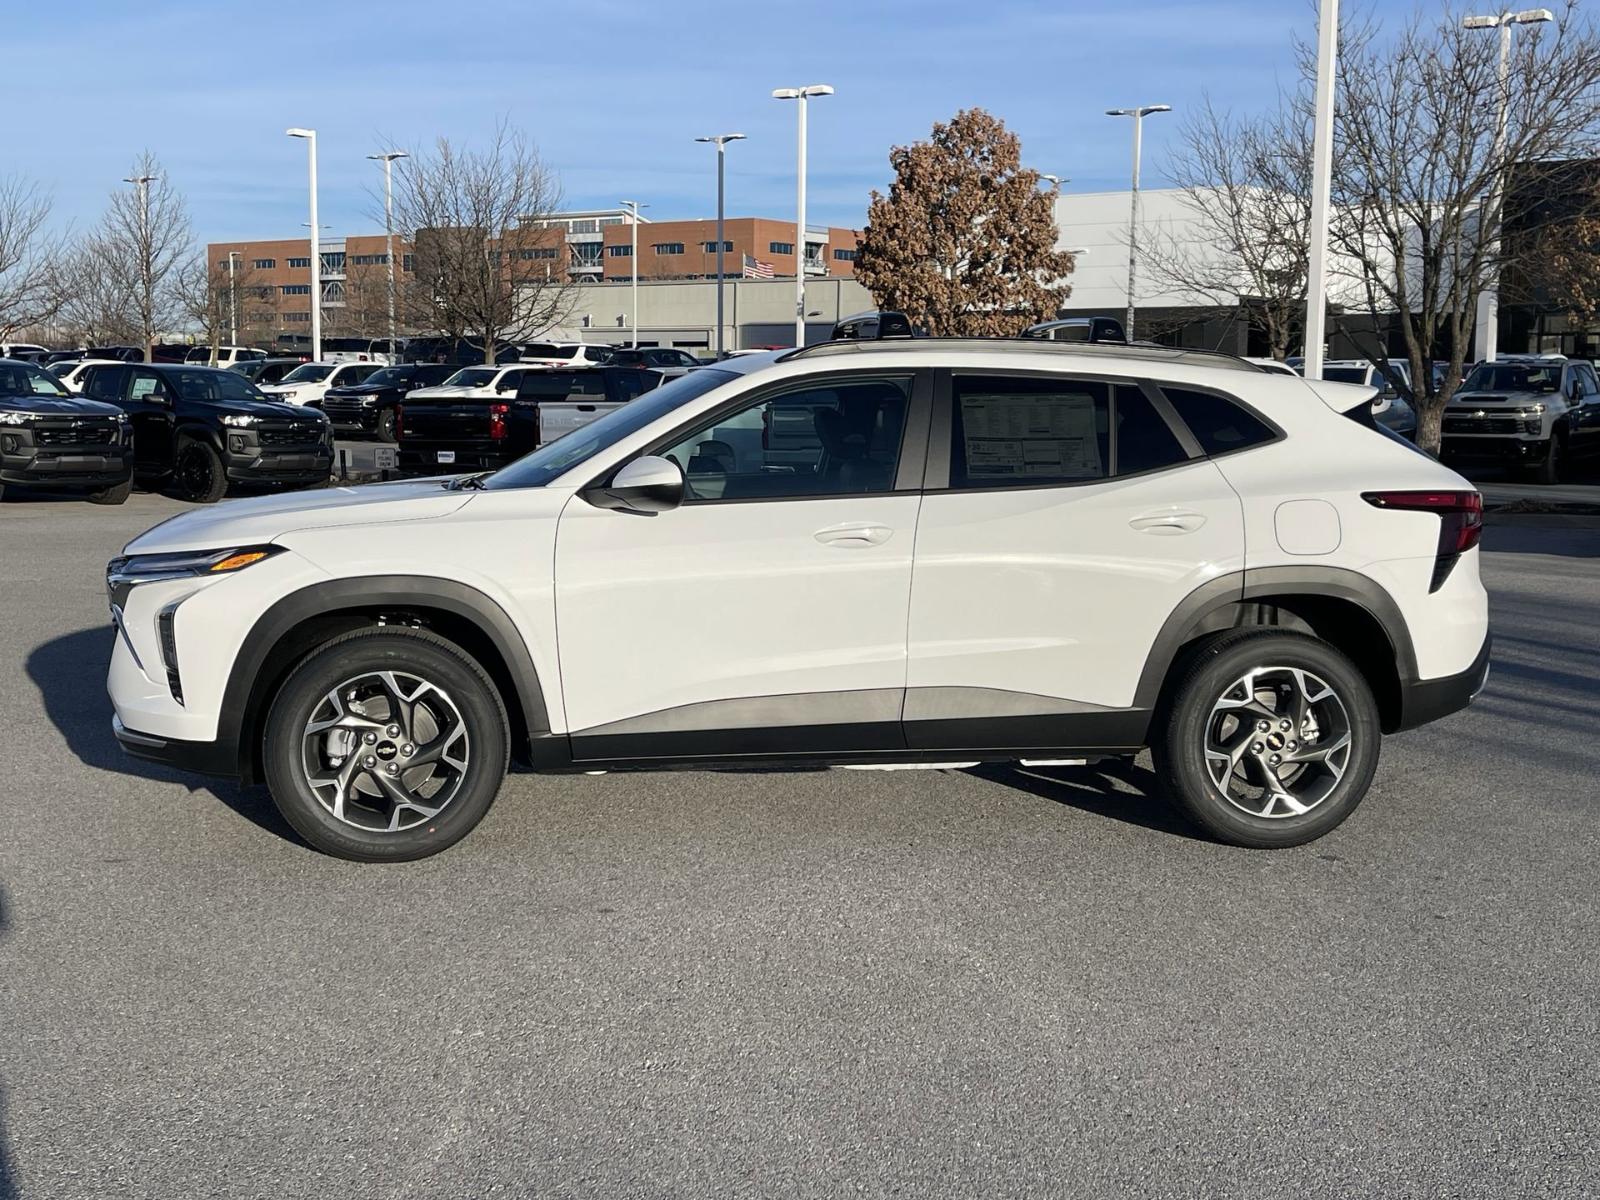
xmin=0 ymin=395 xmax=123 ymax=418
xmin=326 ymin=381 xmax=395 ymax=397
xmin=1447 ymin=388 xmax=1543 ymax=406
xmin=215 ymin=396 xmax=316 ymax=421
xmin=123 ymin=477 xmax=474 ymax=555
xmin=404 ymin=385 xmax=487 ymax=401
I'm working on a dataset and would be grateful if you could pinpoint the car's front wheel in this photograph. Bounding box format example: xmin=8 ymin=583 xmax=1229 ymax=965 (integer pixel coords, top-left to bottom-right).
xmin=1152 ymin=631 xmax=1381 ymax=848
xmin=375 ymin=408 xmax=397 ymax=443
xmin=172 ymin=435 xmax=228 ymax=504
xmin=262 ymin=628 xmax=510 ymax=862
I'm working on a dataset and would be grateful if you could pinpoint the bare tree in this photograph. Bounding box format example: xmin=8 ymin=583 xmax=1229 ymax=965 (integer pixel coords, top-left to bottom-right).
xmin=390 ymin=123 xmax=573 ymax=364
xmin=1320 ymin=3 xmax=1600 ymax=451
xmin=99 ymin=152 xmax=191 ymax=361
xmin=0 ymin=176 xmax=67 ymax=340
xmin=176 ymin=253 xmax=261 ymax=362
xmin=53 ymin=236 xmax=139 ymax=348
xmin=1145 ymin=95 xmax=1312 ymax=360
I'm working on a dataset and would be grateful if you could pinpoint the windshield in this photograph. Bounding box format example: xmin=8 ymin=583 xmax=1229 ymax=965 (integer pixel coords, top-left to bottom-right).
xmin=443 ymin=368 xmax=497 ymax=388
xmin=484 ymin=368 xmax=737 ymax=490
xmin=1463 ymin=363 xmax=1561 ymax=392
xmin=282 ymin=364 xmax=334 ymax=384
xmin=0 ymin=363 xmax=71 ymax=399
xmin=166 ymin=368 xmax=269 ymax=402
xmin=364 ymin=367 xmax=411 ymax=387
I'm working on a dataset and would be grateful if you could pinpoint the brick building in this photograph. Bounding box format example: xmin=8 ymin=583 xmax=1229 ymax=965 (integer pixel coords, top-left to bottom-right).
xmin=206 ymin=210 xmax=861 ymax=344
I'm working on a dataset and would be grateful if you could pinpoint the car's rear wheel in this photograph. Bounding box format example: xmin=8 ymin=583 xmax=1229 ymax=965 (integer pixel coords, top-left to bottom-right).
xmin=262 ymin=628 xmax=509 ymax=862
xmin=1152 ymin=631 xmax=1381 ymax=847
xmin=172 ymin=435 xmax=227 ymax=503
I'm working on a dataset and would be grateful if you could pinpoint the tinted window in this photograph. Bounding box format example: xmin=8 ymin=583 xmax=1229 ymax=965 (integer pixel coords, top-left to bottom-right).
xmin=662 ymin=376 xmax=911 ymax=501
xmin=81 ymin=366 xmax=128 ymax=400
xmin=517 ymin=372 xmax=607 ymax=399
xmin=523 ymin=343 xmax=576 ymax=359
xmin=950 ymin=374 xmax=1109 ymax=487
xmin=483 ymin=368 xmax=738 ymax=491
xmin=1322 ymin=366 xmax=1371 ymax=385
xmin=1114 ymin=386 xmax=1190 ymax=475
xmin=165 ymin=368 xmax=269 ymax=402
xmin=1162 ymin=386 xmax=1277 ymax=456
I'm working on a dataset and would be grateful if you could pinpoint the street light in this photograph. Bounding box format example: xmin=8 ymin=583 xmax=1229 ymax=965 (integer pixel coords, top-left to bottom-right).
xmin=123 ymin=174 xmax=156 ymax=360
xmin=227 ymin=250 xmax=240 ymax=345
xmin=773 ymin=84 xmax=834 ymax=347
xmin=619 ymin=199 xmax=648 ymax=347
xmin=695 ymin=133 xmax=746 ymax=359
xmin=1304 ymin=0 xmax=1339 ymax=380
xmin=368 ymin=151 xmax=409 ymax=360
xmin=1105 ymin=104 xmax=1170 ymax=341
xmin=286 ymin=128 xmax=321 ymax=361
xmin=1464 ymin=7 xmax=1554 ymax=362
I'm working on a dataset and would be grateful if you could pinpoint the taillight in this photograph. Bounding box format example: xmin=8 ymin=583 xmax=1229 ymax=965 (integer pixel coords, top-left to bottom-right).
xmin=1363 ymin=490 xmax=1483 ymax=591
xmin=489 ymin=402 xmax=509 ymax=440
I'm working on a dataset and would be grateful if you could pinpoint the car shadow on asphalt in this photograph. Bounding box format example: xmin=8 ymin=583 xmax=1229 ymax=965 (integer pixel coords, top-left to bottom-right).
xmin=25 ymin=627 xmax=303 ymax=848
xmin=967 ymin=759 xmax=1207 ymax=841
xmin=0 ymin=886 xmax=19 ymax=1200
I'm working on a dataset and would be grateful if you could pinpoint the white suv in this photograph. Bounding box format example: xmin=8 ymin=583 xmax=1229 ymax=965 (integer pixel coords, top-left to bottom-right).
xmin=105 ymin=339 xmax=1490 ymax=862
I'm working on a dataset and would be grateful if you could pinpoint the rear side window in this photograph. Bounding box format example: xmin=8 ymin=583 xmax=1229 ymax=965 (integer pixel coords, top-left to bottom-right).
xmin=1114 ymin=387 xmax=1190 ymax=475
xmin=1161 ymin=386 xmax=1277 ymax=456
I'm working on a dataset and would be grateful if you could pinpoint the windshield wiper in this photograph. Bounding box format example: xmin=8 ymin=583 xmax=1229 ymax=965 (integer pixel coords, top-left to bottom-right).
xmin=444 ymin=471 xmax=492 ymax=491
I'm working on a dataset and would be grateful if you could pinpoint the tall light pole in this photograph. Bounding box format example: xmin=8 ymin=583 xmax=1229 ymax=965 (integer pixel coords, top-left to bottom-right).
xmin=619 ymin=200 xmax=647 ymax=346
xmin=123 ymin=174 xmax=156 ymax=360
xmin=227 ymin=250 xmax=240 ymax=346
xmin=1304 ymin=0 xmax=1339 ymax=380
xmin=773 ymin=84 xmax=834 ymax=347
xmin=1105 ymin=105 xmax=1170 ymax=341
xmin=1464 ymin=7 xmax=1554 ymax=363
xmin=695 ymin=133 xmax=746 ymax=359
xmin=368 ymin=151 xmax=409 ymax=359
xmin=286 ymin=128 xmax=321 ymax=361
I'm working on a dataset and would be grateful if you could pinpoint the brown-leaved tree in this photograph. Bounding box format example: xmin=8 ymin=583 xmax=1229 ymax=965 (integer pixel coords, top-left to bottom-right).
xmin=855 ymin=109 xmax=1073 ymax=336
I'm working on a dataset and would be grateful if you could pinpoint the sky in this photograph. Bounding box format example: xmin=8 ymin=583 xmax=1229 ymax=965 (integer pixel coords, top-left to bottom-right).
xmin=13 ymin=0 xmax=1312 ymax=246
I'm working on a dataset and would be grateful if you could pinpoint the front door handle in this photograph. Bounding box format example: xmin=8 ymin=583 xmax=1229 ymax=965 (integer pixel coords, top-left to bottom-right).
xmin=814 ymin=522 xmax=893 ymax=548
xmin=1129 ymin=509 xmax=1207 ymax=535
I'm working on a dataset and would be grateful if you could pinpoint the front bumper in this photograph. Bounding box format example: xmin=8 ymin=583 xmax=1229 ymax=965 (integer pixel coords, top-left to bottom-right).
xmin=223 ymin=444 xmax=334 ymax=485
xmin=113 ymin=715 xmax=240 ymax=778
xmin=1395 ymin=633 xmax=1491 ymax=731
xmin=1440 ymin=435 xmax=1547 ymax=461
xmin=1 ymin=444 xmax=133 ymax=489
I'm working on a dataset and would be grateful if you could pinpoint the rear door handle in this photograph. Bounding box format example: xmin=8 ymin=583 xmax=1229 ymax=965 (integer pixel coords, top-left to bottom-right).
xmin=1129 ymin=509 xmax=1206 ymax=535
xmin=814 ymin=522 xmax=893 ymax=548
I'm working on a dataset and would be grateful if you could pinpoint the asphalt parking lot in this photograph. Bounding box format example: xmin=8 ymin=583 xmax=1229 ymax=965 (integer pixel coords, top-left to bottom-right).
xmin=1 ymin=492 xmax=1597 ymax=1199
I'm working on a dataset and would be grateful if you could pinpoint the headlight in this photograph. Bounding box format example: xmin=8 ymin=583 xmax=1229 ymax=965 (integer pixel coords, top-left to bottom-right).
xmin=106 ymin=545 xmax=283 ymax=607
xmin=0 ymin=411 xmax=46 ymax=426
xmin=221 ymin=414 xmax=259 ymax=427
xmin=278 ymin=390 xmax=299 ymax=401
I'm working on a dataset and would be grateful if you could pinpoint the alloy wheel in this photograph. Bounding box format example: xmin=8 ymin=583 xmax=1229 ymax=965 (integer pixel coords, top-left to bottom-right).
xmin=298 ymin=670 xmax=471 ymax=833
xmin=177 ymin=445 xmax=213 ymax=498
xmin=1202 ymin=665 xmax=1353 ymax=819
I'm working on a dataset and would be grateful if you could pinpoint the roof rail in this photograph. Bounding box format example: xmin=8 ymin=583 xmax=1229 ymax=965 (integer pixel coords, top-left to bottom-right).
xmin=780 ymin=336 xmax=1265 ymax=373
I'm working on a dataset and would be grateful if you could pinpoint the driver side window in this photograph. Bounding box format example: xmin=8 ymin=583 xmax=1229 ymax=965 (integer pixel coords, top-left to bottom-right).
xmin=659 ymin=375 xmax=912 ymax=502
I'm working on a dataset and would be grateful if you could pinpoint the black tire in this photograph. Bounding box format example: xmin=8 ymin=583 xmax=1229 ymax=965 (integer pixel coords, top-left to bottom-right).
xmin=172 ymin=435 xmax=227 ymax=504
xmin=87 ymin=478 xmax=133 ymax=505
xmin=262 ymin=628 xmax=509 ymax=862
xmin=1530 ymin=434 xmax=1563 ymax=485
xmin=375 ymin=408 xmax=397 ymax=443
xmin=1151 ymin=630 xmax=1382 ymax=848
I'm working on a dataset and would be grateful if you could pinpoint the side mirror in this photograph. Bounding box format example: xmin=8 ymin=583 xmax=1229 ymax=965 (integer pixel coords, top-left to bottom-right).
xmin=583 ymin=455 xmax=684 ymax=515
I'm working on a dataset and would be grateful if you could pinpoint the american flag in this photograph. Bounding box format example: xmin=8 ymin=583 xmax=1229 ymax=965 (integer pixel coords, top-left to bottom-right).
xmin=742 ymin=254 xmax=774 ymax=279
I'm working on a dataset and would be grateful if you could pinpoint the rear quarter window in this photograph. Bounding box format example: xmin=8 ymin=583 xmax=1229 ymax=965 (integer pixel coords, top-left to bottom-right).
xmin=1160 ymin=386 xmax=1278 ymax=457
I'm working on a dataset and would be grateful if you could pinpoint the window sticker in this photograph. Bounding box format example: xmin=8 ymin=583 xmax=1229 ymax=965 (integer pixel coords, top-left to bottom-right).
xmin=959 ymin=392 xmax=1103 ymax=479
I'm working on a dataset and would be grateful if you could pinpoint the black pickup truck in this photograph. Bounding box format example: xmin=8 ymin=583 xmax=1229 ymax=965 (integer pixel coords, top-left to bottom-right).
xmin=0 ymin=358 xmax=135 ymax=503
xmin=77 ymin=362 xmax=333 ymax=503
xmin=397 ymin=367 xmax=661 ymax=474
xmin=322 ymin=362 xmax=459 ymax=442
